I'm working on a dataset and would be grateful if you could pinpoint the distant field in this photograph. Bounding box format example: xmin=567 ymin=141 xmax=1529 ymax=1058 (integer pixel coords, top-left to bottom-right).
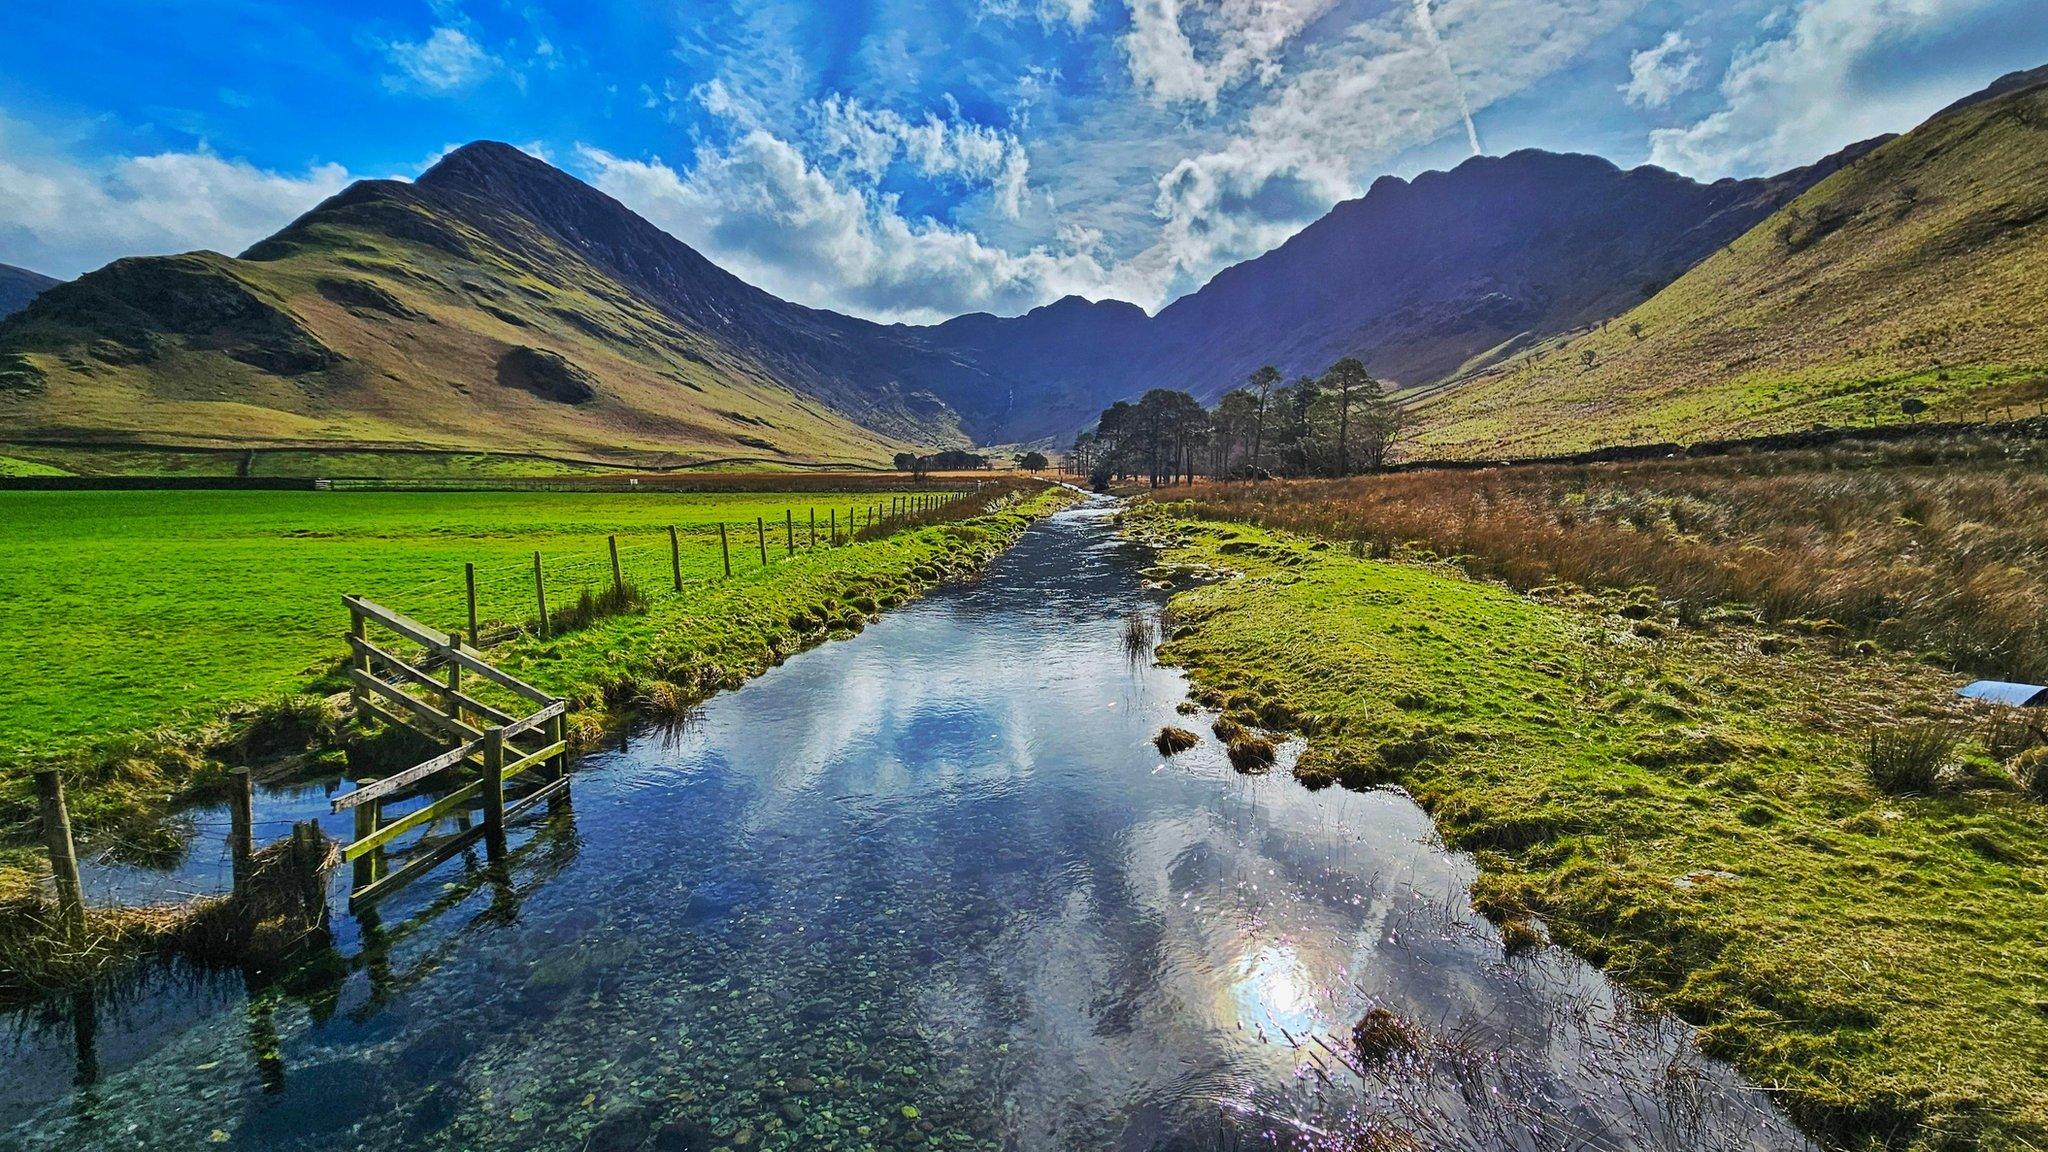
xmin=0 ymin=488 xmax=932 ymax=758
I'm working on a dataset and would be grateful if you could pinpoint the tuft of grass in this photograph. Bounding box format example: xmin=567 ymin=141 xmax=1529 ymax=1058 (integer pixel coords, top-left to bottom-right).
xmin=546 ymin=580 xmax=646 ymax=636
xmin=1351 ymin=1007 xmax=1423 ymax=1066
xmin=1225 ymin=732 xmax=1276 ymax=773
xmin=1122 ymin=608 xmax=1155 ymax=664
xmin=1864 ymin=723 xmax=1957 ymax=796
xmin=1154 ymin=726 xmax=1199 ymax=756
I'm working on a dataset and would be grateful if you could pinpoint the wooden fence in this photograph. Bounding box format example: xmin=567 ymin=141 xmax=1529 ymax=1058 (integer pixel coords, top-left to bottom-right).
xmin=337 ymin=595 xmax=568 ymax=905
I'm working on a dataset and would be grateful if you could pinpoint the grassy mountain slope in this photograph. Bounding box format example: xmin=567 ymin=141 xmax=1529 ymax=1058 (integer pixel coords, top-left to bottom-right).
xmin=0 ymin=263 xmax=59 ymax=321
xmin=0 ymin=146 xmax=969 ymax=468
xmin=1410 ymin=78 xmax=2048 ymax=459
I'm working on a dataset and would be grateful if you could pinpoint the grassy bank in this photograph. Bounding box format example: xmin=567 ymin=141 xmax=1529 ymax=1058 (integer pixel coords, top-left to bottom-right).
xmin=1128 ymin=502 xmax=2048 ymax=1149
xmin=0 ymin=484 xmax=1070 ymax=881
xmin=1181 ymin=434 xmax=2048 ymax=683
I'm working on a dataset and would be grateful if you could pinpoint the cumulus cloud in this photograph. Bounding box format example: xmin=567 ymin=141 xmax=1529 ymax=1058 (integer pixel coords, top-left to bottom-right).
xmin=0 ymin=116 xmax=353 ymax=278
xmin=1120 ymin=0 xmax=1338 ymax=109
xmin=578 ymin=90 xmax=1107 ymax=323
xmin=1623 ymin=30 xmax=1701 ymax=108
xmin=1649 ymin=0 xmax=2003 ymax=176
xmin=383 ymin=26 xmax=501 ymax=93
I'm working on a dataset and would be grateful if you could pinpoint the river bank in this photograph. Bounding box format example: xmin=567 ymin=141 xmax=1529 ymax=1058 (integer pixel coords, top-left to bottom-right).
xmin=1125 ymin=502 xmax=2048 ymax=1149
xmin=0 ymin=483 xmax=1078 ymax=1002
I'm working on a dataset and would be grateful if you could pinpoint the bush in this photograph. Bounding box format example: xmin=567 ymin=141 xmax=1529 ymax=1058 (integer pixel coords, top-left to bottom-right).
xmin=1863 ymin=723 xmax=1957 ymax=795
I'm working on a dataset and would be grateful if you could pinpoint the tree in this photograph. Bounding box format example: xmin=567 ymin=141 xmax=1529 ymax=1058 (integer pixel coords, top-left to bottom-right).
xmin=1318 ymin=357 xmax=1377 ymax=476
xmin=1015 ymin=450 xmax=1048 ymax=473
xmin=893 ymin=451 xmax=919 ymax=473
xmin=1246 ymin=365 xmax=1280 ymax=479
xmin=1212 ymin=389 xmax=1261 ymax=478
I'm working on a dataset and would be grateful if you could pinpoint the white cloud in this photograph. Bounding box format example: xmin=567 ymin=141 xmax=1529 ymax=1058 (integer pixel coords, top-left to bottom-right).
xmin=383 ymin=26 xmax=501 ymax=93
xmin=1120 ymin=0 xmax=1339 ymax=109
xmin=1649 ymin=0 xmax=2002 ymax=176
xmin=0 ymin=116 xmax=353 ymax=278
xmin=1623 ymin=30 xmax=1700 ymax=108
xmin=580 ymin=139 xmax=1102 ymax=323
xmin=981 ymin=0 xmax=1098 ymax=32
xmin=809 ymin=94 xmax=1032 ymax=217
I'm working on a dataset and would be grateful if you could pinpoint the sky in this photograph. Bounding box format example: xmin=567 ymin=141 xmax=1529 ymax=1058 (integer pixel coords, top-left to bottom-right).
xmin=2 ymin=0 xmax=2044 ymax=323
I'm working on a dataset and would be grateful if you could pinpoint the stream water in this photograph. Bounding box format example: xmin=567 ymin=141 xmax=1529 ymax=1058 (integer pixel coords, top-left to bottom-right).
xmin=0 ymin=498 xmax=1814 ymax=1151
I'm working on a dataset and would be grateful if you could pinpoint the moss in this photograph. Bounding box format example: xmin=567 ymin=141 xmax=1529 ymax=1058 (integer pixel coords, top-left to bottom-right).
xmin=1127 ymin=503 xmax=2048 ymax=1150
xmin=1153 ymin=726 xmax=1199 ymax=756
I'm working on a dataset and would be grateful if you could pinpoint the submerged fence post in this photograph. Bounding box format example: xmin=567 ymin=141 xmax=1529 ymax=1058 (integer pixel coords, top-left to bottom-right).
xmin=757 ymin=517 xmax=767 ymax=565
xmin=35 ymin=770 xmax=85 ymax=940
xmin=719 ymin=523 xmax=732 ymax=577
xmin=668 ymin=526 xmax=682 ymax=592
xmin=533 ymin=552 xmax=550 ymax=640
xmin=465 ymin=563 xmax=479 ymax=649
xmin=230 ymin=768 xmax=255 ymax=895
xmin=608 ymin=536 xmax=625 ymax=593
xmin=481 ymin=727 xmax=507 ymax=860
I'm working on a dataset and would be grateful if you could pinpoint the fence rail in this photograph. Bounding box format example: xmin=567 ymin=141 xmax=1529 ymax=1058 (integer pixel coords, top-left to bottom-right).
xmin=337 ymin=595 xmax=568 ymax=905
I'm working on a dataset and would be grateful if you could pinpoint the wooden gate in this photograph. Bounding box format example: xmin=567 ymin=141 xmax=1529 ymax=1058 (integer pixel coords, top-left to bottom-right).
xmin=336 ymin=595 xmax=568 ymax=904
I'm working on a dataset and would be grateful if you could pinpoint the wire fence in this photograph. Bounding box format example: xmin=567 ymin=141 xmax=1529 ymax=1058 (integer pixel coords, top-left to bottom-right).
xmin=367 ymin=491 xmax=977 ymax=649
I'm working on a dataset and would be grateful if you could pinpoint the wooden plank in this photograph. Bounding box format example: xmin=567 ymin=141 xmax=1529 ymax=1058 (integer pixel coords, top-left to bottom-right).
xmin=505 ymin=773 xmax=571 ymax=819
xmin=503 ymin=740 xmax=567 ymax=781
xmin=342 ymin=780 xmax=482 ymax=861
xmin=344 ymin=594 xmax=456 ymax=654
xmin=331 ymin=738 xmax=479 ymax=811
xmin=349 ymin=821 xmax=485 ymax=907
xmin=348 ymin=635 xmax=517 ymax=727
xmin=500 ymin=698 xmax=567 ymax=740
xmin=440 ymin=642 xmax=555 ymax=705
xmin=349 ymin=668 xmax=482 ymax=741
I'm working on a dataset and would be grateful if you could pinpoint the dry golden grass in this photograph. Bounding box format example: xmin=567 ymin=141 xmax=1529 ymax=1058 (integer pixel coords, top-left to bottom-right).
xmin=1178 ymin=435 xmax=2048 ymax=681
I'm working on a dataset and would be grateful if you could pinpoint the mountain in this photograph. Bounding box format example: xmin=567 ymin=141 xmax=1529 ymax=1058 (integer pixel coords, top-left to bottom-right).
xmin=0 ymin=264 xmax=59 ymax=320
xmin=912 ymin=144 xmax=1875 ymax=439
xmin=0 ymin=143 xmax=1004 ymax=468
xmin=1409 ymin=70 xmax=2048 ymax=458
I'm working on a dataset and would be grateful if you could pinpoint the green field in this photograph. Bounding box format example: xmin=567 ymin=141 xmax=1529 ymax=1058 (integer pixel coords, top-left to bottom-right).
xmin=0 ymin=488 xmax=934 ymax=760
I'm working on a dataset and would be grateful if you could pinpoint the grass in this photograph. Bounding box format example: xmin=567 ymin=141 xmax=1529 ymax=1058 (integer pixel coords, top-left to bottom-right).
xmin=1175 ymin=433 xmax=2048 ymax=683
xmin=0 ymin=487 xmax=951 ymax=758
xmin=1409 ymin=82 xmax=2048 ymax=459
xmin=0 ymin=483 xmax=1069 ymax=882
xmin=1126 ymin=502 xmax=2048 ymax=1149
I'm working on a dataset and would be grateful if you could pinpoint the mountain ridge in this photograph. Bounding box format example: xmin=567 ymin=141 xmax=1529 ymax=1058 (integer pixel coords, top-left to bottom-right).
xmin=0 ymin=264 xmax=60 ymax=321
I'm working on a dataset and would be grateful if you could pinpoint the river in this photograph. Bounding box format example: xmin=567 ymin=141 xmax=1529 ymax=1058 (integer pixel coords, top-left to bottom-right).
xmin=0 ymin=497 xmax=1813 ymax=1151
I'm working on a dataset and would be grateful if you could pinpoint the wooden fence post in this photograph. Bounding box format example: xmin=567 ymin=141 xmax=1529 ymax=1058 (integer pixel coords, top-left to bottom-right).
xmin=533 ymin=552 xmax=550 ymax=640
xmin=608 ymin=536 xmax=625 ymax=593
xmin=353 ymin=800 xmax=381 ymax=890
xmin=465 ymin=563 xmax=479 ymax=649
xmin=348 ymin=602 xmax=369 ymax=716
xmin=785 ymin=509 xmax=794 ymax=556
xmin=35 ymin=771 xmax=85 ymax=940
xmin=547 ymin=711 xmax=567 ymax=779
xmin=757 ymin=517 xmax=767 ymax=565
xmin=719 ymin=523 xmax=732 ymax=577
xmin=668 ymin=526 xmax=682 ymax=591
xmin=809 ymin=508 xmax=816 ymax=550
xmin=230 ymin=768 xmax=254 ymax=895
xmin=481 ymin=727 xmax=507 ymax=860
xmin=830 ymin=508 xmax=837 ymax=545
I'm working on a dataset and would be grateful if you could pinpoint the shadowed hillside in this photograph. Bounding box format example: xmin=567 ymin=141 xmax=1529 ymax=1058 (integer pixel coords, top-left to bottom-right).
xmin=0 ymin=264 xmax=58 ymax=321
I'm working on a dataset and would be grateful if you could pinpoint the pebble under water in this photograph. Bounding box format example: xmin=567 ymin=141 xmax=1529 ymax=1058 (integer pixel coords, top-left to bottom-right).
xmin=0 ymin=498 xmax=1817 ymax=1151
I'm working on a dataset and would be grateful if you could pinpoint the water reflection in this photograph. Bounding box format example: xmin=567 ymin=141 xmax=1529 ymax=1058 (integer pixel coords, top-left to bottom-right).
xmin=2 ymin=499 xmax=1811 ymax=1151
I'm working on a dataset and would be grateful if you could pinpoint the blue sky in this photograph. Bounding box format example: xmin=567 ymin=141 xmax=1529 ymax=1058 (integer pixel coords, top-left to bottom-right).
xmin=3 ymin=0 xmax=2044 ymax=322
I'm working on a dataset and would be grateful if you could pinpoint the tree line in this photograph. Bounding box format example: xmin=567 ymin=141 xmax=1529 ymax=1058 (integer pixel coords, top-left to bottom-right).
xmin=1069 ymin=357 xmax=1406 ymax=488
